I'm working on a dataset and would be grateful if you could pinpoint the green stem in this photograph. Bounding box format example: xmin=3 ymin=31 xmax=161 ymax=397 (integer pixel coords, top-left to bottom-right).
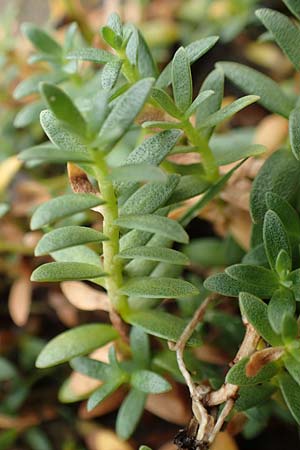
xmin=92 ymin=151 xmax=128 ymax=315
xmin=117 ymin=49 xmax=139 ymax=84
xmin=182 ymin=119 xmax=219 ymax=182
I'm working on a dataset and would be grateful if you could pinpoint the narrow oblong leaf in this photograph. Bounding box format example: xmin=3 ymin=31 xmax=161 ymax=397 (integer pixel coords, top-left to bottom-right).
xmin=35 ymin=226 xmax=107 ymax=256
xmin=250 ymin=149 xmax=300 ymax=223
xmin=226 ymin=264 xmax=279 ymax=296
xmin=283 ymin=0 xmax=300 ymax=19
xmin=119 ymin=277 xmax=198 ymax=298
xmin=70 ymin=356 xmax=111 ymax=382
xmin=66 ymin=47 xmax=116 ymax=63
xmin=265 ymin=191 xmax=300 ymax=236
xmin=120 ymin=174 xmax=179 ymax=216
xmin=22 ymin=23 xmax=62 ymax=56
xmin=87 ymin=378 xmax=124 ymax=411
xmin=118 ymin=246 xmax=188 ymax=265
xmin=31 ymin=262 xmax=104 ymax=282
xmin=226 ymin=357 xmax=278 ymax=386
xmin=110 ymin=164 xmax=166 ymax=183
xmin=115 ymin=214 xmax=188 ymax=244
xmin=101 ymin=60 xmax=122 ymax=90
xmin=19 ymin=144 xmax=91 ymax=164
xmin=131 ymin=370 xmax=171 ymax=393
xmin=268 ymin=289 xmax=296 ymax=333
xmin=284 ymin=355 xmax=300 ymax=387
xmin=98 ymin=78 xmax=154 ymax=149
xmin=278 ymin=372 xmax=300 ymax=424
xmin=256 ymin=8 xmax=300 ymax=70
xmin=185 ymin=90 xmax=215 ymax=117
xmin=289 ymin=107 xmax=300 ymax=161
xmin=40 ymin=83 xmax=86 ymax=136
xmin=116 ymin=388 xmax=146 ymax=439
xmin=172 ymin=47 xmax=192 ymax=112
xmin=36 ymin=323 xmax=118 ymax=368
xmin=151 ymin=88 xmax=182 ymax=119
xmin=130 ymin=327 xmax=150 ymax=369
xmin=196 ymin=68 xmax=224 ymax=135
xmin=235 ymin=384 xmax=275 ymax=411
xmin=263 ymin=210 xmax=291 ymax=271
xmin=13 ymin=72 xmax=66 ymax=100
xmin=213 ymin=144 xmax=265 ymax=166
xmin=156 ymin=36 xmax=219 ymax=88
xmin=125 ymin=309 xmax=202 ymax=346
xmin=239 ymin=292 xmax=281 ymax=345
xmin=30 ymin=194 xmax=103 ymax=230
xmin=217 ymin=62 xmax=294 ymax=117
xmin=199 ymin=95 xmax=259 ymax=129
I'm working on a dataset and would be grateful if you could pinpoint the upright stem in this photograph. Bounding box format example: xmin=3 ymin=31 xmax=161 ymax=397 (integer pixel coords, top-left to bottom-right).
xmin=92 ymin=150 xmax=128 ymax=315
xmin=182 ymin=119 xmax=219 ymax=182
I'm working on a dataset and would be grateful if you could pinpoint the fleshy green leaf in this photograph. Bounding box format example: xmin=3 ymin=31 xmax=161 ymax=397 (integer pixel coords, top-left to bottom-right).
xmin=110 ymin=164 xmax=166 ymax=183
xmin=87 ymin=378 xmax=124 ymax=411
xmin=282 ymin=314 xmax=298 ymax=344
xmin=172 ymin=47 xmax=192 ymax=112
xmin=118 ymin=246 xmax=188 ymax=265
xmin=289 ymin=107 xmax=300 ymax=160
xmin=70 ymin=356 xmax=111 ymax=382
xmin=226 ymin=357 xmax=278 ymax=385
xmin=283 ymin=0 xmax=300 ymax=19
xmin=217 ymin=62 xmax=294 ymax=117
xmin=115 ymin=214 xmax=189 ymax=244
xmin=256 ymin=8 xmax=300 ymax=70
xmin=239 ymin=292 xmax=281 ymax=345
xmin=263 ymin=210 xmax=291 ymax=271
xmin=120 ymin=174 xmax=179 ymax=216
xmin=67 ymin=47 xmax=116 ymax=63
xmin=19 ymin=143 xmax=91 ymax=164
xmin=98 ymin=78 xmax=154 ymax=149
xmin=268 ymin=289 xmax=295 ymax=333
xmin=30 ymin=194 xmax=103 ymax=230
xmin=284 ymin=355 xmax=300 ymax=386
xmin=0 ymin=357 xmax=17 ymax=381
xmin=40 ymin=83 xmax=86 ymax=136
xmin=13 ymin=72 xmax=66 ymax=100
xmin=116 ymin=388 xmax=146 ymax=440
xmin=196 ymin=68 xmax=224 ymax=137
xmin=22 ymin=23 xmax=62 ymax=56
xmin=101 ymin=60 xmax=122 ymax=90
xmin=35 ymin=226 xmax=107 ymax=256
xmin=131 ymin=370 xmax=171 ymax=393
xmin=250 ymin=149 xmax=300 ymax=223
xmin=185 ymin=90 xmax=215 ymax=118
xmin=213 ymin=144 xmax=265 ymax=166
xmin=130 ymin=327 xmax=150 ymax=369
xmin=156 ymin=37 xmax=218 ymax=88
xmin=235 ymin=384 xmax=276 ymax=411
xmin=151 ymin=88 xmax=182 ymax=119
xmin=226 ymin=264 xmax=279 ymax=296
xmin=278 ymin=372 xmax=300 ymax=424
xmin=119 ymin=277 xmax=198 ymax=298
xmin=265 ymin=191 xmax=300 ymax=237
xmin=199 ymin=95 xmax=259 ymax=129
xmin=125 ymin=309 xmax=202 ymax=346
xmin=40 ymin=109 xmax=88 ymax=154
xmin=31 ymin=262 xmax=104 ymax=282
xmin=36 ymin=324 xmax=118 ymax=368
xmin=14 ymin=101 xmax=44 ymax=128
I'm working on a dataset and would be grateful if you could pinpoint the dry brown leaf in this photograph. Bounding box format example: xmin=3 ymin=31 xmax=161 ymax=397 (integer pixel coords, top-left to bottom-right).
xmin=48 ymin=291 xmax=79 ymax=327
xmin=0 ymin=156 xmax=22 ymax=193
xmin=67 ymin=162 xmax=97 ymax=194
xmin=211 ymin=431 xmax=239 ymax=450
xmin=82 ymin=425 xmax=134 ymax=450
xmin=246 ymin=347 xmax=284 ymax=377
xmin=145 ymin=380 xmax=191 ymax=426
xmin=253 ymin=114 xmax=288 ymax=154
xmin=60 ymin=281 xmax=110 ymax=312
xmin=8 ymin=272 xmax=32 ymax=327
